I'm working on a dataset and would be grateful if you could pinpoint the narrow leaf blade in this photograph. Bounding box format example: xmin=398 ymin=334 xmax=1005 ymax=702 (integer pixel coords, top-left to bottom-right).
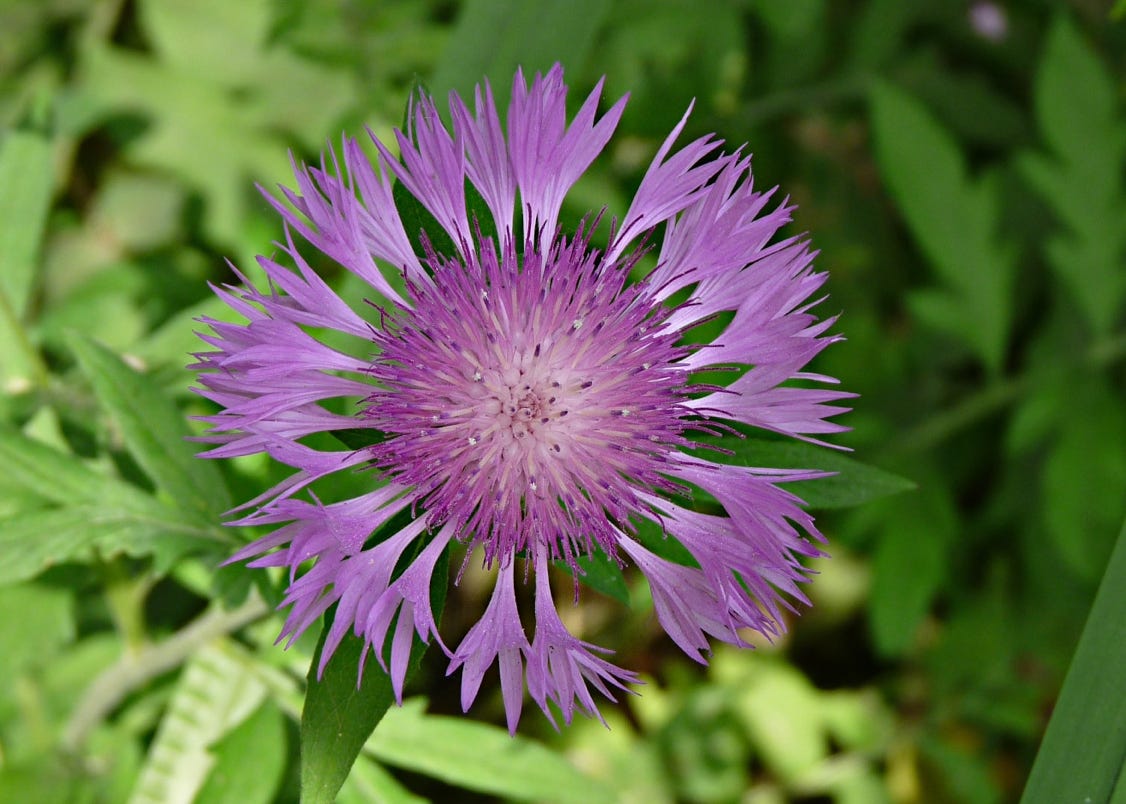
xmin=1021 ymin=518 xmax=1126 ymax=803
xmin=300 ymin=548 xmax=450 ymax=804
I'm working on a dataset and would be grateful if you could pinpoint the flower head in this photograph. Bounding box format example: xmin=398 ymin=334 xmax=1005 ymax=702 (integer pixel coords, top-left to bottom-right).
xmin=193 ymin=64 xmax=850 ymax=730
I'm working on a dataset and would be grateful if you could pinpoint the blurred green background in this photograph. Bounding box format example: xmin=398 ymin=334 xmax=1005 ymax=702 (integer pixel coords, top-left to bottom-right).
xmin=1 ymin=0 xmax=1124 ymax=802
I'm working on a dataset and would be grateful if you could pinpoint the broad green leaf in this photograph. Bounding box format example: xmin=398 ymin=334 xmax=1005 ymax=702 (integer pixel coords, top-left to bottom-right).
xmin=196 ymin=700 xmax=287 ymax=804
xmin=367 ymin=700 xmax=617 ymax=804
xmin=868 ymin=482 xmax=955 ymax=656
xmin=730 ymin=661 xmax=826 ymax=783
xmin=870 ymin=81 xmax=1015 ymax=374
xmin=0 ymin=123 xmax=53 ymax=386
xmin=69 ymin=333 xmax=230 ymax=520
xmin=300 ymin=547 xmax=450 ymax=804
xmin=1022 ymin=518 xmax=1126 ymax=803
xmin=1019 ymin=16 xmax=1126 ymax=334
xmin=0 ymin=504 xmax=215 ymax=586
xmin=0 ymin=583 xmax=74 ymax=688
xmin=430 ymin=0 xmax=611 ymax=108
xmin=129 ymin=641 xmax=268 ymax=804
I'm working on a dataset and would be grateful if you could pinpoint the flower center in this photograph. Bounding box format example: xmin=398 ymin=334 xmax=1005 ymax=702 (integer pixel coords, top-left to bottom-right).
xmin=363 ymin=235 xmax=687 ymax=566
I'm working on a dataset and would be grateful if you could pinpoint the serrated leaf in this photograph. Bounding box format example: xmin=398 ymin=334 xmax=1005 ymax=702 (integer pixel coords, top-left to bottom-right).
xmin=367 ymin=699 xmax=617 ymax=804
xmin=78 ymin=35 xmax=350 ymax=243
xmin=1019 ymin=16 xmax=1126 ymax=334
xmin=0 ymin=504 xmax=217 ymax=586
xmin=196 ymin=700 xmax=287 ymax=804
xmin=300 ymin=547 xmax=450 ymax=804
xmin=69 ymin=333 xmax=230 ymax=521
xmin=129 ymin=641 xmax=268 ymax=804
xmin=870 ymin=81 xmax=1015 ymax=373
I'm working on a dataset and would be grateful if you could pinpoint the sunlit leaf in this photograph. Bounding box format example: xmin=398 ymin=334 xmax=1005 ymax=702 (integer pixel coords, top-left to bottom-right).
xmin=129 ymin=641 xmax=268 ymax=804
xmin=196 ymin=700 xmax=287 ymax=804
xmin=0 ymin=122 xmax=53 ymax=386
xmin=368 ymin=699 xmax=617 ymax=804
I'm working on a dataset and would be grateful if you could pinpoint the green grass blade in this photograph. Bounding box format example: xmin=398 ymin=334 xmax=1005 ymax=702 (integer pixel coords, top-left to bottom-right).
xmin=1021 ymin=516 xmax=1126 ymax=802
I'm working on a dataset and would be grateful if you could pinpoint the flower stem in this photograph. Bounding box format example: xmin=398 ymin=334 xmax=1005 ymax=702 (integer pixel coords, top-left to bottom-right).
xmin=61 ymin=593 xmax=271 ymax=753
xmin=882 ymin=329 xmax=1126 ymax=458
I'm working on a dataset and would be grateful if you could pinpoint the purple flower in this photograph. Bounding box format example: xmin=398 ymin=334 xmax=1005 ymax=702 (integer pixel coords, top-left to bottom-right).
xmin=193 ymin=64 xmax=850 ymax=730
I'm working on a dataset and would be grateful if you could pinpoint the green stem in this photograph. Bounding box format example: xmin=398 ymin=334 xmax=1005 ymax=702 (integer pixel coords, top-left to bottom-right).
xmin=103 ymin=561 xmax=151 ymax=653
xmin=61 ymin=593 xmax=271 ymax=753
xmin=882 ymin=329 xmax=1126 ymax=458
xmin=729 ymin=73 xmax=873 ymax=128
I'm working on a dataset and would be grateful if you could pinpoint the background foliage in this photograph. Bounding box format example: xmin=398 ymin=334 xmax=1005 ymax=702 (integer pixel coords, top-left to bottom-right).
xmin=1 ymin=0 xmax=1124 ymax=802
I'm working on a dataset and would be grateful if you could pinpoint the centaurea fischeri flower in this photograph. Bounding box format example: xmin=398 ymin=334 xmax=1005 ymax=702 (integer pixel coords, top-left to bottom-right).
xmin=193 ymin=64 xmax=850 ymax=731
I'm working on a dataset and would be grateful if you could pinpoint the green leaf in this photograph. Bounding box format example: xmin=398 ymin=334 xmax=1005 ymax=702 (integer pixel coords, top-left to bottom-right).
xmin=0 ymin=583 xmax=74 ymax=688
xmin=694 ymin=436 xmax=915 ymax=509
xmin=870 ymin=81 xmax=1016 ymax=374
xmin=0 ymin=125 xmax=52 ymax=319
xmin=328 ymin=427 xmax=389 ymax=451
xmin=0 ymin=123 xmax=53 ymax=386
xmin=556 ymin=551 xmax=630 ymax=606
xmin=393 ymin=176 xmax=499 ymax=261
xmin=0 ymin=427 xmax=150 ymax=507
xmin=367 ymin=700 xmax=617 ymax=804
xmin=69 ymin=333 xmax=230 ymax=521
xmin=129 ymin=640 xmax=268 ymax=804
xmin=1022 ymin=518 xmax=1126 ymax=803
xmin=0 ymin=504 xmax=215 ymax=586
xmin=300 ymin=547 xmax=450 ymax=804
xmin=1018 ymin=16 xmax=1126 ymax=334
xmin=196 ymin=700 xmax=287 ymax=804
xmin=868 ymin=483 xmax=955 ymax=656
xmin=430 ymin=0 xmax=611 ymax=110
xmin=338 ymin=755 xmax=426 ymax=804
xmin=1041 ymin=379 xmax=1126 ymax=581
